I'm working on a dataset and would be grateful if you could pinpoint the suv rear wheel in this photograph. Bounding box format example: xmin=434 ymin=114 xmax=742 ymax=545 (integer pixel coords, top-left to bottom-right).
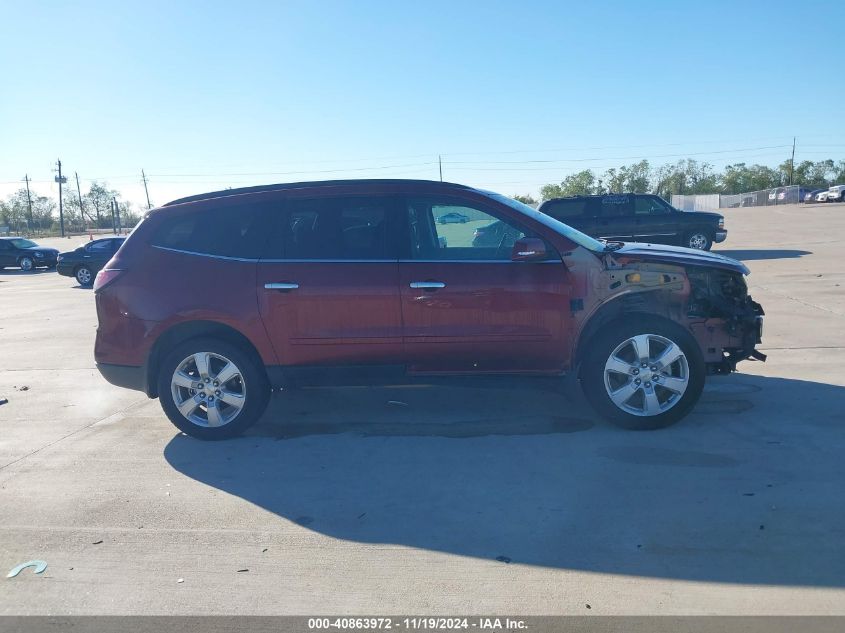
xmin=157 ymin=337 xmax=270 ymax=440
xmin=685 ymin=231 xmax=712 ymax=250
xmin=581 ymin=317 xmax=705 ymax=430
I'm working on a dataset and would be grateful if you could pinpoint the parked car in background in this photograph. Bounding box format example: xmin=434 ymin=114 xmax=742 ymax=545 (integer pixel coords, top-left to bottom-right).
xmin=768 ymin=189 xmax=778 ymax=202
xmin=804 ymin=188 xmax=828 ymax=203
xmin=437 ymin=211 xmax=469 ymax=224
xmin=93 ymin=179 xmax=764 ymax=440
xmin=0 ymin=237 xmax=59 ymax=271
xmin=827 ymin=185 xmax=845 ymax=202
xmin=57 ymin=237 xmax=125 ymax=286
xmin=816 ymin=190 xmax=831 ymax=203
xmin=538 ymin=193 xmax=726 ymax=250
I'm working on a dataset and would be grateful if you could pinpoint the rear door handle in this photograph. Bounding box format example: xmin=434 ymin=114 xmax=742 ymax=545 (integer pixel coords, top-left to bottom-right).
xmin=264 ymin=282 xmax=299 ymax=291
xmin=410 ymin=281 xmax=446 ymax=290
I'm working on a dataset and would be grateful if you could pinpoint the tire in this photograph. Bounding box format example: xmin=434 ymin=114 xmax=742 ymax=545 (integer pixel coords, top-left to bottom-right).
xmin=157 ymin=337 xmax=270 ymax=440
xmin=19 ymin=256 xmax=34 ymax=272
xmin=75 ymin=265 xmax=94 ymax=286
xmin=685 ymin=231 xmax=712 ymax=251
xmin=581 ymin=316 xmax=705 ymax=430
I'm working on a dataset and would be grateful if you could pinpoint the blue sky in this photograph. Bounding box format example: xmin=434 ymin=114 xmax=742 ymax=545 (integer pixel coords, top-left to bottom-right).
xmin=2 ymin=0 xmax=843 ymax=207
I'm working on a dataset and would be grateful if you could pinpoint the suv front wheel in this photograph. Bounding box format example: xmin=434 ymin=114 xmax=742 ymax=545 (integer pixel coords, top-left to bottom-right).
xmin=581 ymin=317 xmax=705 ymax=430
xmin=158 ymin=337 xmax=270 ymax=440
xmin=685 ymin=231 xmax=712 ymax=250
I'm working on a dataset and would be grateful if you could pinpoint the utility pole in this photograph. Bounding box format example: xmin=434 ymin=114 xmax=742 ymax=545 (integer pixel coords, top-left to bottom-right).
xmin=438 ymin=155 xmax=443 ymax=182
xmin=788 ymin=136 xmax=796 ymax=186
xmin=55 ymin=159 xmax=67 ymax=237
xmin=75 ymin=172 xmax=88 ymax=228
xmin=24 ymin=175 xmax=33 ymax=231
xmin=141 ymin=169 xmax=152 ymax=209
xmin=111 ymin=197 xmax=117 ymax=234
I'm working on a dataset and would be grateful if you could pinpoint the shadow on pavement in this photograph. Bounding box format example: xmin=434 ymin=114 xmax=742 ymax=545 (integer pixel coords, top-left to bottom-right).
xmin=164 ymin=374 xmax=845 ymax=587
xmin=0 ymin=268 xmax=56 ymax=275
xmin=715 ymin=249 xmax=812 ymax=261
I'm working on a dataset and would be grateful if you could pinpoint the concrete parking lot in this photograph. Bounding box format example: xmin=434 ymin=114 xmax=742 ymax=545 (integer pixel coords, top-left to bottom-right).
xmin=1 ymin=203 xmax=844 ymax=615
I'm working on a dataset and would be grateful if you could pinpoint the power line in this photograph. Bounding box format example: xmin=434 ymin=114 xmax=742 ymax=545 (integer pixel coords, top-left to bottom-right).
xmin=443 ymin=145 xmax=793 ymax=165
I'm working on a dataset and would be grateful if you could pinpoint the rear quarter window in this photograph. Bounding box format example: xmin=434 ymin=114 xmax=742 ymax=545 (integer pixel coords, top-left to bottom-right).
xmin=541 ymin=199 xmax=591 ymax=219
xmin=151 ymin=203 xmax=270 ymax=259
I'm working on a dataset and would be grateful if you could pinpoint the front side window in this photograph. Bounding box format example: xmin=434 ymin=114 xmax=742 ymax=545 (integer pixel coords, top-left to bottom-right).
xmin=151 ymin=203 xmax=269 ymax=259
xmin=406 ymin=198 xmax=547 ymax=261
xmin=86 ymin=240 xmax=113 ymax=252
xmin=634 ymin=196 xmax=671 ymax=215
xmin=9 ymin=238 xmax=38 ymax=249
xmin=280 ymin=196 xmax=393 ymax=260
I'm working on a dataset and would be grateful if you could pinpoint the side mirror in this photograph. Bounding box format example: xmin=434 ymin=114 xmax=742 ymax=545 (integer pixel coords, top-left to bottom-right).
xmin=511 ymin=237 xmax=548 ymax=262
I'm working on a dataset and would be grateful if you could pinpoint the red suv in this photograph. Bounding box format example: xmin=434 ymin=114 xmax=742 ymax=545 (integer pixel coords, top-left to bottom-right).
xmin=94 ymin=180 xmax=764 ymax=439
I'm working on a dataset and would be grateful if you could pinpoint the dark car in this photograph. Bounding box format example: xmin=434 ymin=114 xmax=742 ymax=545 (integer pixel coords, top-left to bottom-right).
xmin=437 ymin=211 xmax=469 ymax=224
xmin=94 ymin=179 xmax=764 ymax=440
xmin=57 ymin=237 xmax=126 ymax=286
xmin=471 ymin=219 xmax=521 ymax=248
xmin=538 ymin=193 xmax=726 ymax=250
xmin=0 ymin=237 xmax=59 ymax=271
xmin=804 ymin=188 xmax=827 ymax=203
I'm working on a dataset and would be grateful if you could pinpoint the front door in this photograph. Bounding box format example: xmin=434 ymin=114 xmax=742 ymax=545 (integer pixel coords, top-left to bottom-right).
xmin=256 ymin=193 xmax=404 ymax=367
xmin=398 ymin=196 xmax=571 ymax=374
xmin=0 ymin=240 xmax=13 ymax=266
xmin=632 ymin=195 xmax=678 ymax=244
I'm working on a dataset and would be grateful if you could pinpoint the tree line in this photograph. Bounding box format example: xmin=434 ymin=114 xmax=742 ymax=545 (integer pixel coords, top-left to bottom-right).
xmin=0 ymin=182 xmax=143 ymax=234
xmin=531 ymin=158 xmax=845 ymax=201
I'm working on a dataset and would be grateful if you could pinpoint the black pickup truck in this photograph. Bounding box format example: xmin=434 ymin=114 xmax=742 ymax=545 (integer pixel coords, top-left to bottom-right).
xmin=538 ymin=193 xmax=726 ymax=250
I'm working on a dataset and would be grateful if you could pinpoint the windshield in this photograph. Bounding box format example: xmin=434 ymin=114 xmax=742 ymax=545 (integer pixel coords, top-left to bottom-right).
xmin=9 ymin=238 xmax=38 ymax=249
xmin=483 ymin=192 xmax=606 ymax=253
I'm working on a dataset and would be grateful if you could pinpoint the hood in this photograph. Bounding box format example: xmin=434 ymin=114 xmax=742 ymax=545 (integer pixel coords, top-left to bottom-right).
xmin=611 ymin=242 xmax=749 ymax=275
xmin=24 ymin=246 xmax=59 ymax=255
xmin=678 ymin=210 xmax=724 ymax=221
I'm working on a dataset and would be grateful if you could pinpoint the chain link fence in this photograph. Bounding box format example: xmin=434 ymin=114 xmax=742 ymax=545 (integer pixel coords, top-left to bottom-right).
xmin=672 ymin=185 xmax=805 ymax=211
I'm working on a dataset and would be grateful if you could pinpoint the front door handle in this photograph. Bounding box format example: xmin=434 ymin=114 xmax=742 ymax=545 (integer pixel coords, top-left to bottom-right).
xmin=410 ymin=281 xmax=446 ymax=290
xmin=264 ymin=282 xmax=299 ymax=291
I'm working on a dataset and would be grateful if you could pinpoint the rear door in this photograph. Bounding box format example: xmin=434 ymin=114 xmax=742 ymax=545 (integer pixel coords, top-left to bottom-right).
xmin=256 ymin=192 xmax=404 ymax=367
xmin=596 ymin=194 xmax=635 ymax=241
xmin=398 ymin=195 xmax=571 ymax=373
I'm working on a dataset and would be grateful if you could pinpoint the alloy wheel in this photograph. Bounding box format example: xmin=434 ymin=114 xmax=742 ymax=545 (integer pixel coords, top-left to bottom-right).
xmin=603 ymin=333 xmax=690 ymax=417
xmin=170 ymin=352 xmax=247 ymax=428
xmin=76 ymin=267 xmax=92 ymax=285
xmin=688 ymin=233 xmax=708 ymax=250
xmin=20 ymin=257 xmax=33 ymax=271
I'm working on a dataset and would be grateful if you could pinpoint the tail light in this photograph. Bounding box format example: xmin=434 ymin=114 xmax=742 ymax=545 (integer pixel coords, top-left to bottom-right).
xmin=93 ymin=269 xmax=125 ymax=292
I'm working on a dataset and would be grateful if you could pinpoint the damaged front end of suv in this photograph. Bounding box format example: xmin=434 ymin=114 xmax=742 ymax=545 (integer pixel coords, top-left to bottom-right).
xmin=685 ymin=266 xmax=765 ymax=373
xmin=570 ymin=242 xmax=765 ymax=377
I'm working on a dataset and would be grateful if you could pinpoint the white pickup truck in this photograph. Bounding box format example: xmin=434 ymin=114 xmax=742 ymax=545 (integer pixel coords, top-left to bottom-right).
xmin=826 ymin=185 xmax=845 ymax=202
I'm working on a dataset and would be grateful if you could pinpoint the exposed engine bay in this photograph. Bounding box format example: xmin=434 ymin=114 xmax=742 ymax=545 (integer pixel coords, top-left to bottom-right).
xmin=686 ymin=267 xmax=766 ymax=372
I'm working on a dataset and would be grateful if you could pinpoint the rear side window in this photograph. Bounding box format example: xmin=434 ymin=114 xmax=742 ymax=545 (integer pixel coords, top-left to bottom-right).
xmin=151 ymin=204 xmax=269 ymax=259
xmin=600 ymin=195 xmax=633 ymax=217
xmin=277 ymin=196 xmax=393 ymax=260
xmin=541 ymin=199 xmax=590 ymax=219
